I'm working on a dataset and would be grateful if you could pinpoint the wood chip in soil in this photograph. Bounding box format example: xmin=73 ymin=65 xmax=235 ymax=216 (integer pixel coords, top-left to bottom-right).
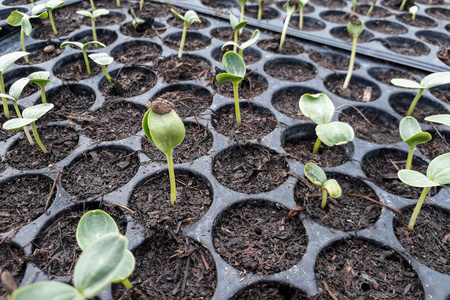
xmin=0 ymin=243 xmax=25 ymax=299
xmin=61 ymin=148 xmax=139 ymax=200
xmin=212 ymin=69 xmax=268 ymax=99
xmin=213 ymin=200 xmax=308 ymax=275
xmin=315 ymin=238 xmax=424 ymax=299
xmin=155 ymin=55 xmax=212 ymax=83
xmin=113 ymin=43 xmax=162 ymax=65
xmin=213 ymin=144 xmax=288 ymax=194
xmin=230 ymin=283 xmax=309 ymax=299
xmin=6 ymin=126 xmax=79 ymax=170
xmin=98 ymin=67 xmax=156 ymax=99
xmin=54 ymin=58 xmax=102 ymax=81
xmin=324 ymin=75 xmax=381 ymax=102
xmin=258 ymin=39 xmax=305 ymax=55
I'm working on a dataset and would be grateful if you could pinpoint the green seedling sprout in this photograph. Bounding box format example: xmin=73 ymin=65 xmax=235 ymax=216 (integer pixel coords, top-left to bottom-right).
xmin=142 ymin=100 xmax=185 ymax=206
xmin=3 ymin=103 xmax=53 ymax=153
xmin=45 ymin=0 xmax=65 ymax=36
xmin=216 ymin=51 xmax=246 ymax=125
xmin=352 ymin=0 xmax=357 ymax=11
xmin=117 ymin=0 xmax=120 ymax=7
xmin=280 ymin=1 xmax=297 ymax=50
xmin=89 ymin=0 xmax=95 ymax=11
xmin=391 ymin=72 xmax=450 ymax=117
xmin=140 ymin=0 xmax=144 ymax=10
xmin=7 ymin=7 xmax=48 ymax=63
xmin=238 ymin=0 xmax=249 ymax=34
xmin=399 ymin=116 xmax=432 ymax=170
xmin=424 ymin=114 xmax=450 ymax=127
xmin=343 ymin=13 xmax=363 ymax=89
xmin=298 ymin=0 xmax=308 ymax=30
xmin=0 ymin=51 xmax=29 ymax=119
xmin=89 ymin=53 xmax=115 ymax=87
xmin=222 ymin=29 xmax=260 ymax=59
xmin=398 ymin=153 xmax=450 ymax=231
xmin=28 ymin=71 xmax=51 ymax=104
xmin=366 ymin=0 xmax=377 ymax=16
xmin=76 ymin=9 xmax=110 ymax=45
xmin=60 ymin=41 xmax=106 ymax=74
xmin=409 ymin=6 xmax=418 ymax=20
xmin=304 ymin=162 xmax=342 ymax=209
xmin=229 ymin=14 xmax=248 ymax=53
xmin=130 ymin=9 xmax=145 ymax=31
xmin=299 ymin=93 xmax=354 ymax=154
xmin=256 ymin=0 xmax=264 ymax=20
xmin=76 ymin=210 xmax=135 ymax=290
xmin=170 ymin=9 xmax=201 ymax=58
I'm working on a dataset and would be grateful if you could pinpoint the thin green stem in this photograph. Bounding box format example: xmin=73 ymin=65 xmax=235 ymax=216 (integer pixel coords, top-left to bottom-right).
xmin=299 ymin=7 xmax=303 ymax=30
xmin=234 ymin=29 xmax=238 ymax=53
xmin=83 ymin=50 xmax=91 ymax=74
xmin=21 ymin=30 xmax=29 ymax=63
xmin=258 ymin=2 xmax=262 ymax=20
xmin=405 ymin=146 xmax=414 ymax=170
xmin=166 ymin=151 xmax=177 ymax=206
xmin=352 ymin=0 xmax=357 ymax=11
xmin=92 ymin=19 xmax=98 ymax=45
xmin=178 ymin=23 xmax=187 ymax=58
xmin=367 ymin=0 xmax=376 ymax=16
xmin=313 ymin=136 xmax=321 ymax=154
xmin=90 ymin=0 xmax=95 ymax=11
xmin=343 ymin=35 xmax=358 ymax=89
xmin=140 ymin=0 xmax=144 ymax=10
xmin=30 ymin=122 xmax=48 ymax=153
xmin=122 ymin=279 xmax=132 ymax=290
xmin=49 ymin=10 xmax=58 ymax=36
xmin=320 ymin=189 xmax=327 ymax=209
xmin=233 ymin=82 xmax=241 ymax=124
xmin=406 ymin=88 xmax=424 ymax=117
xmin=12 ymin=101 xmax=34 ymax=145
xmin=117 ymin=0 xmax=120 ymax=6
xmin=0 ymin=74 xmax=10 ymax=119
xmin=279 ymin=13 xmax=292 ymax=50
xmin=239 ymin=2 xmax=245 ymax=35
xmin=399 ymin=0 xmax=407 ymax=10
xmin=239 ymin=48 xmax=243 ymax=58
xmin=101 ymin=65 xmax=114 ymax=86
xmin=408 ymin=186 xmax=431 ymax=231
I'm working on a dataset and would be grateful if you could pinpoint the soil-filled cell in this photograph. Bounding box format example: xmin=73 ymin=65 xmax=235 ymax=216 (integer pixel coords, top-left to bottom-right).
xmin=430 ymin=83 xmax=450 ymax=104
xmin=389 ymin=92 xmax=448 ymax=123
xmin=295 ymin=173 xmax=381 ymax=232
xmin=258 ymin=39 xmax=305 ymax=55
xmin=417 ymin=129 xmax=449 ymax=160
xmin=212 ymin=46 xmax=262 ymax=65
xmin=112 ymin=41 xmax=162 ymax=65
xmin=213 ymin=200 xmax=308 ymax=275
xmin=4 ymin=67 xmax=44 ymax=98
xmin=425 ymin=7 xmax=450 ymax=22
xmin=416 ymin=31 xmax=450 ymax=48
xmin=70 ymin=29 xmax=118 ymax=49
xmin=0 ymin=7 xmax=27 ymax=20
xmin=0 ymin=242 xmax=26 ymax=298
xmin=120 ymin=20 xmax=166 ymax=38
xmin=396 ymin=14 xmax=438 ymax=28
xmin=324 ymin=74 xmax=381 ymax=102
xmin=31 ymin=3 xmax=82 ymax=39
xmin=213 ymin=70 xmax=268 ymax=99
xmin=245 ymin=4 xmax=280 ymax=19
xmin=288 ymin=16 xmax=326 ymax=31
xmin=154 ymin=54 xmax=212 ymax=83
xmin=201 ymin=0 xmax=237 ymax=7
xmin=309 ymin=50 xmax=359 ymax=71
xmin=319 ymin=11 xmax=349 ymax=24
xmin=62 ymin=147 xmax=139 ymax=200
xmin=277 ymin=1 xmax=314 ymax=14
xmin=356 ymin=5 xmax=392 ymax=18
xmin=367 ymin=67 xmax=419 ymax=87
xmin=0 ymin=105 xmax=21 ymax=142
xmin=167 ymin=15 xmax=211 ymax=30
xmin=315 ymin=239 xmax=424 ymax=298
xmin=438 ymin=48 xmax=450 ymax=67
xmin=211 ymin=27 xmax=252 ymax=42
xmin=264 ymin=58 xmax=317 ymax=82
xmin=330 ymin=27 xmax=374 ymax=43
xmin=133 ymin=2 xmax=172 ymax=18
xmin=15 ymin=41 xmax=63 ymax=65
xmin=311 ymin=0 xmax=346 ymax=8
xmin=213 ymin=144 xmax=289 ymax=193
xmin=0 ymin=175 xmax=55 ymax=233
xmin=163 ymin=32 xmax=211 ymax=52
xmin=53 ymin=53 xmax=102 ymax=81
xmin=366 ymin=20 xmax=408 ymax=35
xmin=230 ymin=282 xmax=309 ymax=299
xmin=79 ymin=11 xmax=126 ymax=27
xmin=271 ymin=85 xmax=321 ymax=120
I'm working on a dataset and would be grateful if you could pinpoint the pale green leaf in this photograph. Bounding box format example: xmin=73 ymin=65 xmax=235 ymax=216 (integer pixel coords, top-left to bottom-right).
xmin=216 ymin=73 xmax=244 ymax=85
xmin=223 ymin=51 xmax=246 ymax=77
xmin=316 ymin=122 xmax=354 ymax=146
xmin=285 ymin=2 xmax=297 ymax=14
xmin=404 ymin=132 xmax=431 ymax=148
xmin=238 ymin=0 xmax=249 ymax=4
xmin=240 ymin=29 xmax=260 ymax=50
xmin=299 ymin=0 xmax=309 ymax=6
xmin=93 ymin=9 xmax=109 ymax=18
xmin=76 ymin=10 xmax=92 ymax=18
xmin=147 ymin=109 xmax=185 ymax=154
xmin=229 ymin=14 xmax=239 ymax=30
xmin=304 ymin=162 xmax=327 ymax=187
xmin=76 ymin=209 xmax=119 ymax=251
xmin=233 ymin=20 xmax=248 ymax=31
xmin=89 ymin=53 xmax=113 ymax=65
xmin=170 ymin=8 xmax=185 ymax=22
xmin=427 ymin=152 xmax=450 ymax=184
xmin=112 ymin=249 xmax=135 ymax=283
xmin=424 ymin=114 xmax=450 ymax=127
xmin=7 ymin=11 xmax=25 ymax=27
xmin=32 ymin=4 xmax=47 ymax=16
xmin=28 ymin=71 xmax=50 ymax=80
xmin=22 ymin=103 xmax=54 ymax=119
xmin=0 ymin=93 xmax=14 ymax=101
xmin=9 ymin=77 xmax=30 ymax=101
xmin=10 ymin=282 xmax=83 ymax=300
xmin=420 ymin=72 xmax=450 ymax=89
xmin=398 ymin=169 xmax=439 ymax=187
xmin=83 ymin=41 xmax=106 ymax=51
xmin=0 ymin=52 xmax=29 ymax=72
xmin=299 ymin=93 xmax=334 ymax=125
xmin=184 ymin=10 xmax=200 ymax=25
xmin=46 ymin=0 xmax=65 ymax=10
xmin=323 ymin=179 xmax=341 ymax=198
xmin=399 ymin=116 xmax=421 ymax=142
xmin=3 ymin=118 xmax=35 ymax=130
xmin=222 ymin=41 xmax=241 ymax=52
xmin=61 ymin=41 xmax=84 ymax=49
xmin=142 ymin=109 xmax=154 ymax=144
xmin=390 ymin=78 xmax=422 ymax=89
xmin=347 ymin=20 xmax=364 ymax=37
xmin=21 ymin=17 xmax=32 ymax=36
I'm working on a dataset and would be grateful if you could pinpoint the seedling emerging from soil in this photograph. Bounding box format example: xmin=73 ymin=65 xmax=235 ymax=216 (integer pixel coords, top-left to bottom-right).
xmin=76 ymin=9 xmax=110 ymax=45
xmin=398 ymin=153 xmax=450 ymax=231
xmin=7 ymin=7 xmax=48 ymax=63
xmin=0 ymin=51 xmax=29 ymax=119
xmin=343 ymin=13 xmax=363 ymax=89
xmin=216 ymin=52 xmax=246 ymax=125
xmin=222 ymin=29 xmax=260 ymax=59
xmin=298 ymin=0 xmax=308 ymax=30
xmin=366 ymin=0 xmax=377 ymax=16
xmin=3 ymin=103 xmax=54 ymax=153
xmin=409 ymin=6 xmax=418 ymax=20
xmin=117 ymin=0 xmax=120 ymax=7
xmin=130 ymin=9 xmax=145 ymax=31
xmin=424 ymin=114 xmax=450 ymax=127
xmin=352 ymin=0 xmax=357 ymax=11
xmin=399 ymin=117 xmax=432 ymax=170
xmin=238 ymin=0 xmax=249 ymax=34
xmin=61 ymin=41 xmax=106 ymax=74
xmin=28 ymin=71 xmax=51 ymax=104
xmin=280 ymin=1 xmax=297 ymax=50
xmin=229 ymin=14 xmax=248 ymax=53
xmin=89 ymin=53 xmax=115 ymax=86
xmin=256 ymin=0 xmax=264 ymax=20
xmin=304 ymin=162 xmax=342 ymax=209
xmin=391 ymin=72 xmax=450 ymax=117
xmin=170 ymin=9 xmax=201 ymax=58
xmin=142 ymin=100 xmax=185 ymax=206
xmin=77 ymin=210 xmax=135 ymax=290
xmin=299 ymin=93 xmax=354 ymax=154
xmin=45 ymin=0 xmax=65 ymax=35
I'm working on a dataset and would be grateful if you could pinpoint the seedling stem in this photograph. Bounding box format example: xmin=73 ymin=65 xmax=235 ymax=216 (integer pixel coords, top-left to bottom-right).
xmin=12 ymin=103 xmax=34 ymax=145
xmin=117 ymin=0 xmax=120 ymax=6
xmin=408 ymin=186 xmax=430 ymax=231
xmin=343 ymin=35 xmax=357 ymax=89
xmin=101 ymin=65 xmax=114 ymax=86
xmin=20 ymin=30 xmax=28 ymax=63
xmin=90 ymin=0 xmax=95 ymax=11
xmin=30 ymin=121 xmax=48 ymax=153
xmin=258 ymin=1 xmax=263 ymax=19
xmin=313 ymin=137 xmax=321 ymax=154
xmin=406 ymin=88 xmax=424 ymax=116
xmin=179 ymin=22 xmax=187 ymax=58
xmin=122 ymin=279 xmax=132 ymax=290
xmin=0 ymin=75 xmax=9 ymax=119
xmin=233 ymin=82 xmax=242 ymax=124
xmin=166 ymin=151 xmax=177 ymax=206
xmin=321 ymin=189 xmax=327 ymax=209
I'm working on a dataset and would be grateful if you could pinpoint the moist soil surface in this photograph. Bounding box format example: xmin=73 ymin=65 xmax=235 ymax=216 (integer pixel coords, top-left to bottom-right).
xmin=79 ymin=13 xmax=126 ymax=28
xmin=163 ymin=32 xmax=211 ymax=52
xmin=294 ymin=173 xmax=381 ymax=232
xmin=211 ymin=28 xmax=252 ymax=42
xmin=271 ymin=87 xmax=316 ymax=120
xmin=214 ymin=46 xmax=261 ymax=65
xmin=61 ymin=147 xmax=140 ymax=201
xmin=324 ymin=75 xmax=381 ymax=102
xmin=0 ymin=110 xmax=19 ymax=142
xmin=394 ymin=205 xmax=450 ymax=275
xmin=245 ymin=5 xmax=279 ymax=20
xmin=315 ymin=238 xmax=425 ymax=299
xmin=396 ymin=14 xmax=438 ymax=28
xmin=213 ymin=200 xmax=308 ymax=275
xmin=4 ymin=80 xmax=38 ymax=99
xmin=212 ymin=69 xmax=268 ymax=99
xmin=15 ymin=44 xmax=63 ymax=65
xmin=389 ymin=94 xmax=445 ymax=123
xmin=320 ymin=11 xmax=350 ymax=24
xmin=0 ymin=175 xmax=55 ymax=233
xmin=330 ymin=28 xmax=373 ymax=43
xmin=258 ymin=39 xmax=305 ymax=55
xmin=381 ymin=38 xmax=429 ymax=57
xmin=264 ymin=60 xmax=317 ymax=82
xmin=120 ymin=21 xmax=167 ymax=39
xmin=369 ymin=68 xmax=417 ymax=87
xmin=230 ymin=283 xmax=309 ymax=299
xmin=72 ymin=31 xmax=118 ymax=50
xmin=213 ymin=144 xmax=289 ymax=194
xmin=426 ymin=7 xmax=450 ymax=22
xmin=98 ymin=67 xmax=156 ymax=99
xmin=167 ymin=16 xmax=210 ymax=30
xmin=54 ymin=58 xmax=102 ymax=81
xmin=288 ymin=17 xmax=325 ymax=31
xmin=417 ymin=130 xmax=449 ymax=159
xmin=366 ymin=20 xmax=407 ymax=35
xmin=155 ymin=55 xmax=212 ymax=83
xmin=6 ymin=126 xmax=79 ymax=170
xmin=211 ymin=103 xmax=278 ymax=141
xmin=113 ymin=42 xmax=162 ymax=65
xmin=309 ymin=50 xmax=358 ymax=71
xmin=356 ymin=5 xmax=392 ymax=18
xmin=0 ymin=243 xmax=25 ymax=299
xmin=311 ymin=0 xmax=346 ymax=8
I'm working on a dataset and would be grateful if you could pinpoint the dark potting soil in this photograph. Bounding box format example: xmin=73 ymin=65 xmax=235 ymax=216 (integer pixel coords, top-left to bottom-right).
xmin=141 ymin=122 xmax=213 ymax=164
xmin=415 ymin=0 xmax=444 ymax=4
xmin=294 ymin=173 xmax=382 ymax=232
xmin=369 ymin=68 xmax=418 ymax=87
xmin=212 ymin=69 xmax=268 ymax=99
xmin=381 ymin=0 xmax=413 ymax=10
xmin=98 ymin=67 xmax=156 ymax=99
xmin=426 ymin=7 xmax=450 ymax=22
xmin=355 ymin=5 xmax=393 ymax=18
xmin=0 ymin=110 xmax=18 ymax=142
xmin=3 ymin=0 xmax=28 ymax=6
xmin=29 ymin=202 xmax=127 ymax=278
xmin=89 ymin=0 xmax=134 ymax=9
xmin=155 ymin=55 xmax=212 ymax=83
xmin=365 ymin=20 xmax=408 ymax=35
xmin=135 ymin=2 xmax=172 ymax=19
xmin=324 ymin=75 xmax=381 ymax=102
xmin=309 ymin=50 xmax=358 ymax=71
xmin=315 ymin=238 xmax=425 ymax=299
xmin=330 ymin=28 xmax=373 ymax=43
xmin=288 ymin=17 xmax=326 ymax=32
xmin=113 ymin=42 xmax=162 ymax=65
xmin=417 ymin=129 xmax=449 ymax=159
xmin=0 ymin=175 xmax=55 ymax=233
xmin=6 ymin=126 xmax=79 ymax=170
xmin=320 ymin=11 xmax=350 ymax=24
xmin=163 ymin=32 xmax=211 ymax=52
xmin=361 ymin=148 xmax=440 ymax=199
xmin=311 ymin=0 xmax=346 ymax=8
xmin=258 ymin=39 xmax=305 ymax=55
xmin=271 ymin=88 xmax=311 ymax=120
xmin=396 ymin=14 xmax=438 ymax=28
xmin=394 ymin=205 xmax=450 ymax=275
xmin=215 ymin=46 xmax=261 ymax=65
xmin=201 ymin=0 xmax=238 ymax=8
xmin=213 ymin=200 xmax=308 ymax=275
xmin=61 ymin=147 xmax=140 ymax=200
xmin=15 ymin=44 xmax=63 ymax=66
xmin=73 ymin=31 xmax=118 ymax=50
xmin=54 ymin=58 xmax=102 ymax=81
xmin=211 ymin=103 xmax=278 ymax=141
xmin=212 ymin=144 xmax=289 ymax=194
xmin=389 ymin=94 xmax=444 ymax=123
xmin=4 ymin=82 xmax=38 ymax=99
xmin=438 ymin=48 xmax=450 ymax=67
xmin=211 ymin=28 xmax=252 ymax=42
xmin=167 ymin=16 xmax=210 ymax=30
xmin=264 ymin=60 xmax=317 ymax=82
xmin=381 ymin=38 xmax=430 ymax=57
xmin=120 ymin=20 xmax=167 ymax=39
xmin=33 ymin=8 xmax=81 ymax=40
xmin=80 ymin=13 xmax=126 ymax=28
xmin=230 ymin=282 xmax=309 ymax=299
xmin=245 ymin=4 xmax=280 ymax=20
xmin=0 ymin=243 xmax=25 ymax=299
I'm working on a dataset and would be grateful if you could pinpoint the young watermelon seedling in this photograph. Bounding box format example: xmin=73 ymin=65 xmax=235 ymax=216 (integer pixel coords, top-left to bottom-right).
xmin=343 ymin=13 xmax=364 ymax=89
xmin=298 ymin=0 xmax=308 ymax=30
xmin=304 ymin=162 xmax=342 ymax=209
xmin=280 ymin=1 xmax=297 ymax=50
xmin=170 ymin=9 xmax=201 ymax=58
xmin=28 ymin=71 xmax=51 ymax=104
xmin=222 ymin=29 xmax=260 ymax=59
xmin=229 ymin=14 xmax=248 ymax=53
xmin=45 ymin=0 xmax=65 ymax=36
xmin=399 ymin=116 xmax=432 ymax=170
xmin=60 ymin=41 xmax=106 ymax=74
xmin=76 ymin=9 xmax=110 ymax=45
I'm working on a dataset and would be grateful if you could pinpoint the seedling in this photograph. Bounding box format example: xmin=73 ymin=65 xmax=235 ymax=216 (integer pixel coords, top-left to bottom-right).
xmin=304 ymin=162 xmax=342 ymax=209
xmin=229 ymin=14 xmax=248 ymax=53
xmin=279 ymin=1 xmax=297 ymax=50
xmin=142 ymin=100 xmax=185 ymax=206
xmin=366 ymin=0 xmax=377 ymax=16
xmin=28 ymin=71 xmax=51 ymax=104
xmin=238 ymin=0 xmax=249 ymax=34
xmin=45 ymin=0 xmax=65 ymax=36
xmin=170 ymin=9 xmax=201 ymax=58
xmin=256 ymin=0 xmax=264 ymax=20
xmin=409 ymin=6 xmax=418 ymax=20
xmin=298 ymin=0 xmax=308 ymax=30
xmin=399 ymin=0 xmax=408 ymax=11
xmin=0 ymin=51 xmax=29 ymax=119
xmin=216 ymin=51 xmax=246 ymax=125
xmin=399 ymin=117 xmax=432 ymax=170
xmin=60 ymin=41 xmax=106 ymax=74
xmin=343 ymin=13 xmax=363 ymax=89
xmin=398 ymin=153 xmax=450 ymax=231
xmin=7 ymin=7 xmax=49 ymax=63
xmin=424 ymin=114 xmax=450 ymax=127
xmin=89 ymin=53 xmax=115 ymax=87
xmin=299 ymin=93 xmax=354 ymax=154
xmin=76 ymin=9 xmax=110 ymax=45
xmin=130 ymin=9 xmax=145 ymax=31
xmin=140 ymin=0 xmax=144 ymax=10
xmin=222 ymin=29 xmax=260 ymax=59
xmin=352 ymin=0 xmax=357 ymax=11
xmin=89 ymin=0 xmax=95 ymax=11
xmin=3 ymin=103 xmax=54 ymax=153
xmin=391 ymin=72 xmax=450 ymax=117
xmin=117 ymin=0 xmax=120 ymax=7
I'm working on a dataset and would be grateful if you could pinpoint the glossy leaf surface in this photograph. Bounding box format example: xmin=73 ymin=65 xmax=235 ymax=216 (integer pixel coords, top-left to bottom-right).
xmin=316 ymin=122 xmax=354 ymax=146
xmin=299 ymin=93 xmax=334 ymax=125
xmin=304 ymin=162 xmax=327 ymax=187
xmin=76 ymin=209 xmax=119 ymax=251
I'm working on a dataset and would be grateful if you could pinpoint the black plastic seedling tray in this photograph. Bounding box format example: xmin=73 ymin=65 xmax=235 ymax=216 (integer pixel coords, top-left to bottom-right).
xmin=0 ymin=0 xmax=449 ymax=299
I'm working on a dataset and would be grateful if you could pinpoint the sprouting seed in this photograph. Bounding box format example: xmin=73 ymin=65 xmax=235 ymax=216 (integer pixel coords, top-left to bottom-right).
xmin=409 ymin=6 xmax=418 ymax=20
xmin=76 ymin=9 xmax=110 ymax=46
xmin=366 ymin=0 xmax=377 ymax=16
xmin=45 ymin=0 xmax=65 ymax=36
xmin=399 ymin=116 xmax=432 ymax=170
xmin=130 ymin=9 xmax=145 ymax=31
xmin=343 ymin=13 xmax=363 ymax=89
xmin=170 ymin=9 xmax=201 ymax=58
xmin=61 ymin=41 xmax=106 ymax=74
xmin=298 ymin=0 xmax=309 ymax=30
xmin=304 ymin=162 xmax=342 ymax=209
xmin=256 ymin=0 xmax=264 ymax=20
xmin=89 ymin=53 xmax=115 ymax=87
